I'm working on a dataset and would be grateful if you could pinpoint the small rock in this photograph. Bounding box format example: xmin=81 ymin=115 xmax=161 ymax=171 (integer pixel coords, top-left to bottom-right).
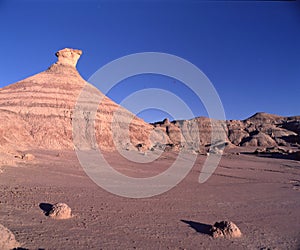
xmin=0 ymin=223 xmax=20 ymax=250
xmin=22 ymin=153 xmax=35 ymax=161
xmin=48 ymin=203 xmax=72 ymax=219
xmin=209 ymin=147 xmax=223 ymax=155
xmin=15 ymin=153 xmax=35 ymax=161
xmin=211 ymin=221 xmax=242 ymax=238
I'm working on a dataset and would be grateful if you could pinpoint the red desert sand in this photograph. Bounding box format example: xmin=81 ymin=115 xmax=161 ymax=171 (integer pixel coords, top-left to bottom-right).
xmin=0 ymin=149 xmax=299 ymax=249
xmin=0 ymin=48 xmax=299 ymax=249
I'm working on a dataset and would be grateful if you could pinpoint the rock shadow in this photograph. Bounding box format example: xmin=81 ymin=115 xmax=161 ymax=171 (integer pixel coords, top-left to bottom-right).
xmin=13 ymin=248 xmax=45 ymax=250
xmin=241 ymin=151 xmax=300 ymax=161
xmin=181 ymin=220 xmax=212 ymax=236
xmin=39 ymin=203 xmax=53 ymax=216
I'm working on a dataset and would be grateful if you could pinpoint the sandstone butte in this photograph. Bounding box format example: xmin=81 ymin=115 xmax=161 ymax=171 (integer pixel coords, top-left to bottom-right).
xmin=0 ymin=48 xmax=299 ymax=164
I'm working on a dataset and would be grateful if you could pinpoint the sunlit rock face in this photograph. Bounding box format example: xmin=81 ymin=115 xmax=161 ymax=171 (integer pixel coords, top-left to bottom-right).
xmin=0 ymin=48 xmax=154 ymax=153
xmin=0 ymin=48 xmax=299 ymax=161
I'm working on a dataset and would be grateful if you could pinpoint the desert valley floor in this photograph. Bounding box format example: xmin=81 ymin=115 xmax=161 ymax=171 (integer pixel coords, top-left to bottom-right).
xmin=0 ymin=148 xmax=299 ymax=250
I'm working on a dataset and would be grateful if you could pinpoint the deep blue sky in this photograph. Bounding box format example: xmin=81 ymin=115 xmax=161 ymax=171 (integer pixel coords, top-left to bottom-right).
xmin=0 ymin=0 xmax=299 ymax=122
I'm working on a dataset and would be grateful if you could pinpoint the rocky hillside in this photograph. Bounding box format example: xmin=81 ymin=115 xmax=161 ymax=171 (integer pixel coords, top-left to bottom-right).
xmin=0 ymin=48 xmax=157 ymax=156
xmin=153 ymin=113 xmax=300 ymax=152
xmin=0 ymin=48 xmax=299 ymax=164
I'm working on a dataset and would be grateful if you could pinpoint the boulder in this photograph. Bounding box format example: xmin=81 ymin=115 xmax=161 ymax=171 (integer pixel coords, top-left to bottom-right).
xmin=22 ymin=153 xmax=35 ymax=161
xmin=48 ymin=203 xmax=72 ymax=219
xmin=0 ymin=223 xmax=20 ymax=250
xmin=211 ymin=221 xmax=242 ymax=238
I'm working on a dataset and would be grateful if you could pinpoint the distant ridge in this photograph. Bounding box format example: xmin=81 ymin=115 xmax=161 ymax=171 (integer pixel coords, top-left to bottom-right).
xmin=244 ymin=112 xmax=283 ymax=122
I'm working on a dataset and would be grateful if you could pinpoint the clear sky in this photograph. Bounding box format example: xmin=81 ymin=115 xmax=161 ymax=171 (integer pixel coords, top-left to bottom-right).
xmin=0 ymin=0 xmax=299 ymax=122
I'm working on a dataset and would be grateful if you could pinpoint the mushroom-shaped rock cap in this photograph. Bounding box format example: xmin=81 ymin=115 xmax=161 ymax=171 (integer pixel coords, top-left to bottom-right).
xmin=55 ymin=48 xmax=82 ymax=67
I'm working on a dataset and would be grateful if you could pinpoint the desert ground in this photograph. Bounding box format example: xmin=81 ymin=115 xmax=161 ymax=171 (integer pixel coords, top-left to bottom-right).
xmin=0 ymin=148 xmax=299 ymax=250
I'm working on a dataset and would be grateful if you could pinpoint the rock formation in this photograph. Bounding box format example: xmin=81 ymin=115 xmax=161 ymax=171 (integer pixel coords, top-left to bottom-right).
xmin=0 ymin=48 xmax=157 ymax=154
xmin=153 ymin=112 xmax=300 ymax=153
xmin=227 ymin=112 xmax=300 ymax=148
xmin=0 ymin=48 xmax=299 ymax=162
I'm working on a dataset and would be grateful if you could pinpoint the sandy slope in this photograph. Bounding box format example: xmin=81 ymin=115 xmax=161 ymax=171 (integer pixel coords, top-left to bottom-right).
xmin=0 ymin=150 xmax=299 ymax=249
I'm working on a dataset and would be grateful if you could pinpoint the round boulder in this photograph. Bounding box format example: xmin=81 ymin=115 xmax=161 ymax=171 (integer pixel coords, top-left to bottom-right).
xmin=211 ymin=221 xmax=242 ymax=238
xmin=23 ymin=153 xmax=35 ymax=161
xmin=0 ymin=223 xmax=20 ymax=250
xmin=48 ymin=203 xmax=72 ymax=219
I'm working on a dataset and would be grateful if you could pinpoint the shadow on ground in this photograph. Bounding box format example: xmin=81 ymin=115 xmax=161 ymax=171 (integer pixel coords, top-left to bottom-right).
xmin=39 ymin=203 xmax=53 ymax=216
xmin=13 ymin=248 xmax=45 ymax=250
xmin=242 ymin=151 xmax=300 ymax=161
xmin=181 ymin=220 xmax=212 ymax=236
